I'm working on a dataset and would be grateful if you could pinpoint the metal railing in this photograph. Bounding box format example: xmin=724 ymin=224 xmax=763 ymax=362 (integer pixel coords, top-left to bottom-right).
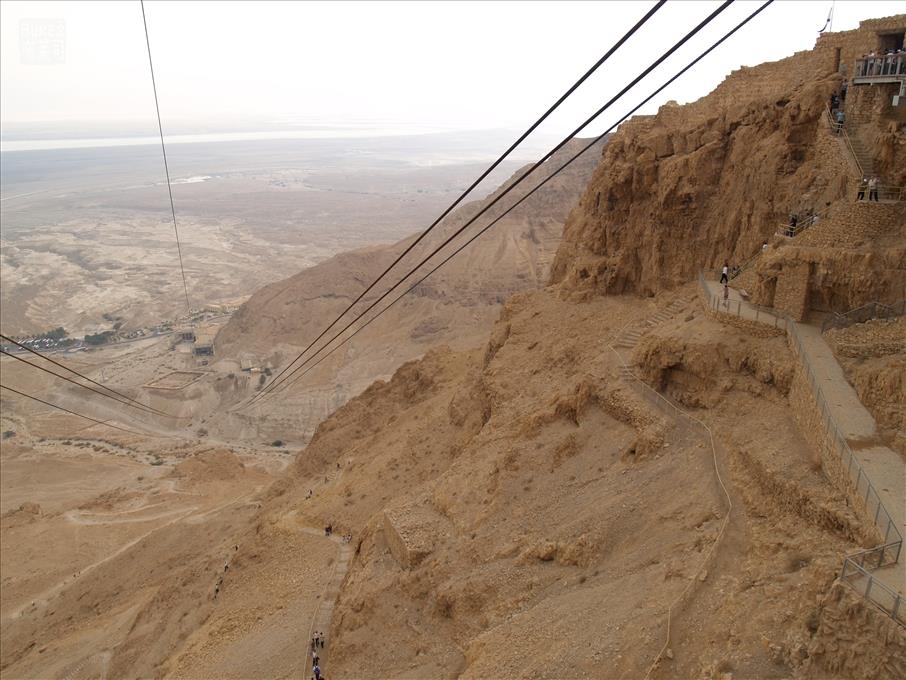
xmin=824 ymin=106 xmax=905 ymax=202
xmin=874 ymin=184 xmax=906 ymax=202
xmin=698 ymin=271 xmax=789 ymax=330
xmin=821 ymin=299 xmax=906 ymax=333
xmin=776 ymin=206 xmax=831 ymax=239
xmin=825 ymin=105 xmax=864 ymax=178
xmin=729 ymin=250 xmax=763 ymax=280
xmin=854 ymin=182 xmax=906 ymax=202
xmin=841 ymin=556 xmax=905 ymax=625
xmin=698 ymin=272 xmax=904 ymax=625
xmin=854 ymin=54 xmax=906 ymax=79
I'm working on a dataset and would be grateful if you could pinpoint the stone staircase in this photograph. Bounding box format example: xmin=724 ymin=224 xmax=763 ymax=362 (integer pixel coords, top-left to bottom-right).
xmin=613 ymin=299 xmax=686 ymax=349
xmin=845 ymin=134 xmax=876 ymax=177
xmin=840 ymin=124 xmax=902 ymax=201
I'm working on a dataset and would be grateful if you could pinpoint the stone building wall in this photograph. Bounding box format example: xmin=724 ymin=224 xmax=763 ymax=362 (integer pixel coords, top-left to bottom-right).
xmin=773 ymin=263 xmax=811 ymax=321
xmin=752 ymin=197 xmax=906 ymax=314
xmin=815 ymin=14 xmax=906 ymax=80
xmin=795 ymin=201 xmax=906 ymax=249
xmin=382 ymin=505 xmax=445 ymax=569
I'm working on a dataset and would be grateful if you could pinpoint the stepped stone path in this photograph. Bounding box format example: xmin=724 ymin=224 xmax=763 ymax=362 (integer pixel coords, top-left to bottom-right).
xmin=299 ymin=526 xmax=353 ymax=677
xmin=703 ymin=280 xmax=906 ymax=599
xmin=612 ymin=300 xmax=686 ymax=349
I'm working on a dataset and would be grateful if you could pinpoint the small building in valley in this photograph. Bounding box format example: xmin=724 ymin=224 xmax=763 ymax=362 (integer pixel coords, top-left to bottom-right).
xmin=194 ymin=327 xmax=216 ymax=356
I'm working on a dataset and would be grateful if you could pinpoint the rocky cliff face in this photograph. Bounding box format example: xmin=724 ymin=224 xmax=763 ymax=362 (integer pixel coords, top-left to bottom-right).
xmin=549 ymin=46 xmax=904 ymax=300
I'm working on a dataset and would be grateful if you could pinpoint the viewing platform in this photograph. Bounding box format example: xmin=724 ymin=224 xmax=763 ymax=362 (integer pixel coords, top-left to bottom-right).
xmin=853 ymin=54 xmax=906 ymax=85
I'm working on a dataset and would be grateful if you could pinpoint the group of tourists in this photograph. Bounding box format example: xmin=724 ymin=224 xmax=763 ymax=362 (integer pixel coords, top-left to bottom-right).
xmin=856 ymin=176 xmax=881 ymax=201
xmin=857 ymin=49 xmax=906 ymax=77
xmin=311 ymin=633 xmax=326 ymax=679
xmin=829 ymin=84 xmax=848 ymax=133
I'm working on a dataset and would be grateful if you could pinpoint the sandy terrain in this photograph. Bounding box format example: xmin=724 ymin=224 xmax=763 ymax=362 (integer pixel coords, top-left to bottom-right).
xmin=0 ymin=288 xmax=858 ymax=679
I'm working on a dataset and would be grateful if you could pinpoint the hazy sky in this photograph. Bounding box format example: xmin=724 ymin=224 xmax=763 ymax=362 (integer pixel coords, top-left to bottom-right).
xmin=1 ymin=1 xmax=903 ymax=138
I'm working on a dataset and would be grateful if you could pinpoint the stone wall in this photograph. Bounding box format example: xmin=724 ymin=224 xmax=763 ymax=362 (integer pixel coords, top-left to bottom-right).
xmin=786 ymin=357 xmax=881 ymax=545
xmin=815 ymin=15 xmax=906 ymax=81
xmin=774 ymin=263 xmax=811 ymax=321
xmin=382 ymin=504 xmax=447 ymax=569
xmin=751 ymin=200 xmax=906 ymax=314
xmin=796 ymin=201 xmax=906 ymax=249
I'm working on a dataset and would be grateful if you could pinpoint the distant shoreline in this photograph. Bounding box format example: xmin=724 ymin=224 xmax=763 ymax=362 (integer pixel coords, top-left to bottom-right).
xmin=0 ymin=126 xmax=462 ymax=153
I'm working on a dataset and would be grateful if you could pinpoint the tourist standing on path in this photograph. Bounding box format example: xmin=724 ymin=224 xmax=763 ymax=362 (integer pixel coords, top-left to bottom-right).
xmin=719 ymin=261 xmax=729 ymax=285
xmin=834 ymin=108 xmax=845 ymax=133
xmin=857 ymin=177 xmax=868 ymax=201
xmin=868 ymin=176 xmax=879 ymax=201
xmin=313 ymin=664 xmax=322 ymax=680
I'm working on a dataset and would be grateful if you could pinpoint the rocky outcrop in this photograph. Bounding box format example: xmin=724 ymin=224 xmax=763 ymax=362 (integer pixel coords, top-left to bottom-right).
xmin=549 ymin=19 xmax=906 ymax=306
xmin=550 ymin=51 xmax=853 ymax=297
xmin=800 ymin=581 xmax=906 ymax=679
xmin=383 ymin=502 xmax=450 ymax=569
xmin=751 ymin=245 xmax=906 ymax=313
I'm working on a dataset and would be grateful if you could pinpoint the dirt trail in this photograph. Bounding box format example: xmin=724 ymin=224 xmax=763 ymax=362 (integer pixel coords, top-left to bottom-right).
xmin=608 ymin=299 xmax=747 ymax=676
xmin=299 ymin=526 xmax=353 ymax=674
xmin=63 ymin=505 xmax=189 ymax=526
